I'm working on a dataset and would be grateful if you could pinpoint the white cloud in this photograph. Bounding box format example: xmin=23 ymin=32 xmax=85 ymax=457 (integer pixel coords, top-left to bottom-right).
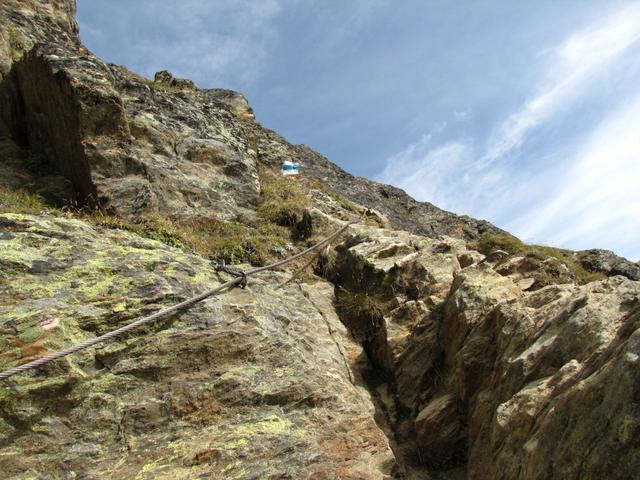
xmin=378 ymin=136 xmax=473 ymax=211
xmin=84 ymin=0 xmax=285 ymax=88
xmin=481 ymin=3 xmax=640 ymax=166
xmin=376 ymin=3 xmax=640 ymax=259
xmin=507 ymin=92 xmax=640 ymax=258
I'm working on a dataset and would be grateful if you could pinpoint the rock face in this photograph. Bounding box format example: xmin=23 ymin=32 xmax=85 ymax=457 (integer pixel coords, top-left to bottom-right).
xmin=576 ymin=249 xmax=640 ymax=281
xmin=0 ymin=1 xmax=639 ymax=479
xmin=0 ymin=214 xmax=395 ymax=479
xmin=325 ymin=226 xmax=640 ymax=478
xmin=1 ymin=2 xmax=260 ymax=220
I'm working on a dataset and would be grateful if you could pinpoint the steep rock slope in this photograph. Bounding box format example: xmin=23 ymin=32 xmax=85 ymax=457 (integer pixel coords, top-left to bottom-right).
xmin=325 ymin=227 xmax=640 ymax=478
xmin=0 ymin=213 xmax=395 ymax=479
xmin=0 ymin=2 xmax=639 ymax=480
xmin=1 ymin=1 xmax=260 ymax=220
xmin=0 ymin=0 xmax=502 ymax=239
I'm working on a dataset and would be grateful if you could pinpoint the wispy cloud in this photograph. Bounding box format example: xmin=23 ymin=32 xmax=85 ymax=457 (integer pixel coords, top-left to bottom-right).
xmin=80 ymin=0 xmax=285 ymax=88
xmin=380 ymin=136 xmax=473 ymax=211
xmin=377 ymin=3 xmax=640 ymax=259
xmin=506 ymin=92 xmax=640 ymax=255
xmin=482 ymin=3 xmax=640 ymax=165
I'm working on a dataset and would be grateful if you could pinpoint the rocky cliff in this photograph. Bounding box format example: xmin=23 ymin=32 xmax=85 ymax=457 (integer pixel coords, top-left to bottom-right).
xmin=1 ymin=2 xmax=639 ymax=479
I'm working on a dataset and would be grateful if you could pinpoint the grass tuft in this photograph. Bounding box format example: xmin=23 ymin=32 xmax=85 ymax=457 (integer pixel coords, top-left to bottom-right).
xmin=475 ymin=233 xmax=606 ymax=285
xmin=0 ymin=188 xmax=48 ymax=214
xmin=334 ymin=289 xmax=390 ymax=342
xmin=256 ymin=168 xmax=310 ymax=226
xmin=335 ymin=290 xmax=389 ymax=322
xmin=87 ymin=212 xmax=289 ymax=266
xmin=0 ymin=186 xmax=289 ymax=266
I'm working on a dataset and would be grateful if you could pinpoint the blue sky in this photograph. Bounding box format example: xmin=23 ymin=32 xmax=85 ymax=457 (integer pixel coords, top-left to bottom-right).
xmin=77 ymin=1 xmax=640 ymax=261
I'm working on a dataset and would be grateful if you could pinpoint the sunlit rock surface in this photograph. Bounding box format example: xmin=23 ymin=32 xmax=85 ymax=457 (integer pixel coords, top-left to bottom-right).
xmin=0 ymin=1 xmax=639 ymax=479
xmin=325 ymin=226 xmax=640 ymax=479
xmin=0 ymin=214 xmax=396 ymax=479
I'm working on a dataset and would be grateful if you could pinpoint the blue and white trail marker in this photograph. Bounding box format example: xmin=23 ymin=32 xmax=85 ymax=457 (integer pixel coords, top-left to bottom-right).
xmin=281 ymin=161 xmax=300 ymax=176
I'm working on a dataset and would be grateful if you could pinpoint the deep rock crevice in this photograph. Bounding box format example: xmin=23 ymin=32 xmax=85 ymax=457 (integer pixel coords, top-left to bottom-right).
xmin=1 ymin=2 xmax=640 ymax=479
xmin=323 ymin=227 xmax=640 ymax=479
xmin=324 ymin=242 xmax=452 ymax=478
xmin=0 ymin=47 xmax=96 ymax=204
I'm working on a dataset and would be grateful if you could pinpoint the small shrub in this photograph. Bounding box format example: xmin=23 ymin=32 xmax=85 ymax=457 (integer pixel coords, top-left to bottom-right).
xmin=140 ymin=78 xmax=184 ymax=94
xmin=335 ymin=289 xmax=390 ymax=342
xmin=6 ymin=26 xmax=28 ymax=58
xmin=335 ymin=290 xmax=389 ymax=322
xmin=475 ymin=233 xmax=524 ymax=255
xmin=316 ymin=246 xmax=337 ymax=280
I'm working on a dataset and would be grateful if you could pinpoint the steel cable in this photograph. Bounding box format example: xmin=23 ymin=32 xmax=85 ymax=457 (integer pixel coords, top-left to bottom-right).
xmin=0 ymin=211 xmax=364 ymax=380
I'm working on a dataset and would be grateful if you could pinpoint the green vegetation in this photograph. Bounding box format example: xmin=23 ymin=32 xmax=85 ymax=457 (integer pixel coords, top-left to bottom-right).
xmin=334 ymin=288 xmax=391 ymax=342
xmin=88 ymin=212 xmax=289 ymax=266
xmin=0 ymin=186 xmax=289 ymax=266
xmin=89 ymin=213 xmax=184 ymax=249
xmin=113 ymin=67 xmax=184 ymax=93
xmin=0 ymin=188 xmax=49 ymax=214
xmin=176 ymin=216 xmax=289 ymax=265
xmin=133 ymin=73 xmax=185 ymax=93
xmin=0 ymin=164 xmax=355 ymax=269
xmin=475 ymin=232 xmax=606 ymax=285
xmin=475 ymin=232 xmax=525 ymax=256
xmin=144 ymin=80 xmax=184 ymax=93
xmin=335 ymin=289 xmax=389 ymax=322
xmin=17 ymin=325 xmax=44 ymax=343
xmin=256 ymin=168 xmax=310 ymax=226
xmin=6 ymin=25 xmax=28 ymax=59
xmin=0 ymin=186 xmax=608 ymax=281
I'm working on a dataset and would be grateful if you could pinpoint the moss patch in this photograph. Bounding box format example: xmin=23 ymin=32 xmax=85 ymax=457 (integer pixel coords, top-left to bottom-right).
xmin=17 ymin=325 xmax=44 ymax=343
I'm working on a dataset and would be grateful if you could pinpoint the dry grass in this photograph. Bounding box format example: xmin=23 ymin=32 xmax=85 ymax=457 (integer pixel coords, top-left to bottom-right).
xmin=0 ymin=188 xmax=50 ymax=214
xmin=475 ymin=233 xmax=606 ymax=285
xmin=256 ymin=168 xmax=310 ymax=226
xmin=335 ymin=289 xmax=389 ymax=322
xmin=88 ymin=212 xmax=290 ymax=266
xmin=0 ymin=186 xmax=289 ymax=266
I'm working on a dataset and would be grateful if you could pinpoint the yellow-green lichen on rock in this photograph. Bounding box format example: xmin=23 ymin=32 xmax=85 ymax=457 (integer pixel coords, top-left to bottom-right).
xmin=0 ymin=213 xmax=396 ymax=479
